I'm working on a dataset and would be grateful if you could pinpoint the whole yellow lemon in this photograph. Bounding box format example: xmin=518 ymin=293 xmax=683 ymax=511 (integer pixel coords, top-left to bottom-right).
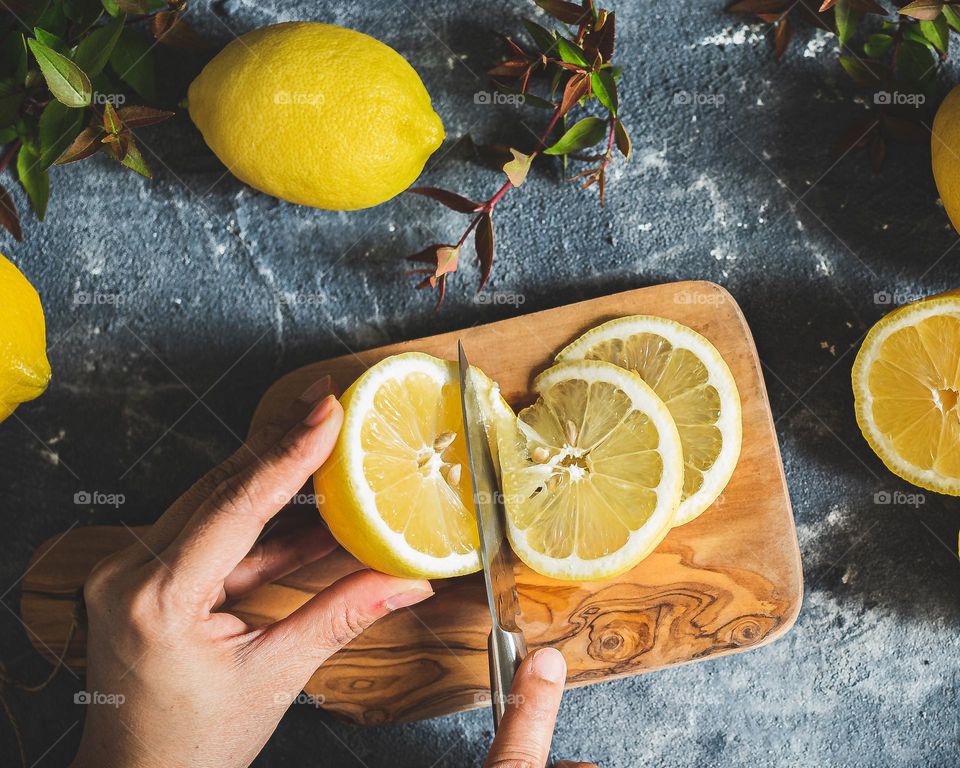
xmin=932 ymin=85 xmax=960 ymax=231
xmin=187 ymin=22 xmax=444 ymax=210
xmin=0 ymin=253 xmax=51 ymax=423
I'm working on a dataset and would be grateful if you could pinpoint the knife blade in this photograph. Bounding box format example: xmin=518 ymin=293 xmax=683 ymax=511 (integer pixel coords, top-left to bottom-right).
xmin=457 ymin=340 xmax=527 ymax=729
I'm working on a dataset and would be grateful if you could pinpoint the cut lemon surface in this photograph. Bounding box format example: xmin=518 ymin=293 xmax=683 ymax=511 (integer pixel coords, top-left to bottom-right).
xmin=557 ymin=316 xmax=742 ymax=526
xmin=853 ymin=291 xmax=960 ymax=496
xmin=495 ymin=359 xmax=683 ymax=581
xmin=314 ymin=352 xmax=501 ymax=578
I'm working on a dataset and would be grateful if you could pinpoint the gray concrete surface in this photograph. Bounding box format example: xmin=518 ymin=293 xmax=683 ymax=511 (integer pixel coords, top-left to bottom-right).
xmin=1 ymin=1 xmax=959 ymax=766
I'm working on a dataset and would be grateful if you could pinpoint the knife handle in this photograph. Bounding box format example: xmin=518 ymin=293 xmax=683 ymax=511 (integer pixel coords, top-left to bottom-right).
xmin=487 ymin=625 xmax=528 ymax=731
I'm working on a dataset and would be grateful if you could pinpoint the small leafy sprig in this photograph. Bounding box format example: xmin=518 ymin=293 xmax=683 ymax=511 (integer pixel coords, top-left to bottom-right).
xmin=727 ymin=0 xmax=954 ymax=169
xmin=0 ymin=0 xmax=202 ymax=241
xmin=405 ymin=0 xmax=631 ymax=307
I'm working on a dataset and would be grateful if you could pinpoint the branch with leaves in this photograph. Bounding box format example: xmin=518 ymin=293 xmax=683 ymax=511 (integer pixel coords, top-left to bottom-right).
xmin=405 ymin=0 xmax=631 ymax=307
xmin=727 ymin=0 xmax=955 ymax=169
xmin=0 ymin=0 xmax=203 ymax=242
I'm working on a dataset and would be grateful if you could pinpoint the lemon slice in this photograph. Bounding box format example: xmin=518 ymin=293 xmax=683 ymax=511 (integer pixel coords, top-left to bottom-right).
xmin=314 ymin=352 xmax=499 ymax=578
xmin=556 ymin=316 xmax=741 ymax=526
xmin=853 ymin=291 xmax=960 ymax=495
xmin=495 ymin=360 xmax=683 ymax=581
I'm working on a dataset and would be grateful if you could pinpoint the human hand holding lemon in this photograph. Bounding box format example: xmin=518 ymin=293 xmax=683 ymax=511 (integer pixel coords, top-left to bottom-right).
xmin=187 ymin=22 xmax=444 ymax=210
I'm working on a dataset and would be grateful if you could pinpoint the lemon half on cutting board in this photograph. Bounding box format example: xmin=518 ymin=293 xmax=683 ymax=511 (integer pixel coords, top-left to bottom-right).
xmin=314 ymin=353 xmax=504 ymax=578
xmin=853 ymin=291 xmax=960 ymax=495
xmin=557 ymin=316 xmax=742 ymax=526
xmin=494 ymin=359 xmax=684 ymax=581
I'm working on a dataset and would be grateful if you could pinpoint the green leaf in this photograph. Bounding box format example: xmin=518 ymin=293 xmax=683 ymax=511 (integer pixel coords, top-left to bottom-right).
xmin=109 ymin=28 xmax=157 ymax=102
xmin=119 ymin=138 xmax=151 ymax=178
xmin=544 ymin=116 xmax=607 ymax=155
xmin=522 ymin=18 xmax=557 ymax=55
xmin=16 ymin=144 xmax=50 ymax=220
xmin=38 ymin=100 xmax=85 ymax=168
xmin=0 ymin=81 xmax=25 ymax=129
xmin=614 ymin=118 xmax=631 ymax=160
xmin=556 ymin=36 xmax=589 ymax=66
xmin=73 ymin=14 xmax=125 ymax=77
xmin=863 ymin=33 xmax=893 ymax=58
xmin=943 ymin=4 xmax=960 ymax=32
xmin=64 ymin=0 xmax=107 ymax=27
xmin=33 ymin=28 xmax=65 ymax=51
xmin=591 ymin=69 xmax=617 ymax=114
xmin=839 ymin=55 xmax=880 ymax=87
xmin=834 ymin=0 xmax=861 ymax=47
xmin=920 ymin=14 xmax=949 ymax=54
xmin=27 ymin=38 xmax=92 ymax=108
xmin=491 ymin=81 xmax=555 ymax=109
xmin=896 ymin=39 xmax=937 ymax=83
xmin=102 ymin=0 xmax=121 ymax=15
xmin=0 ymin=125 xmax=17 ymax=144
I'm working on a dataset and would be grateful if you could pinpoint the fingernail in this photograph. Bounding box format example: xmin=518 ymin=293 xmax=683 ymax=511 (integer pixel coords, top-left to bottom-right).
xmin=298 ymin=375 xmax=332 ymax=405
xmin=303 ymin=394 xmax=337 ymax=427
xmin=384 ymin=586 xmax=434 ymax=612
xmin=530 ymin=647 xmax=566 ymax=684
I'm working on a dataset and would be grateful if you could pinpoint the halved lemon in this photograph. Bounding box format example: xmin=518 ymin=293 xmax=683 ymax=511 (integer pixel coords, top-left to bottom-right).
xmin=314 ymin=352 xmax=502 ymax=578
xmin=495 ymin=359 xmax=683 ymax=581
xmin=556 ymin=316 xmax=742 ymax=526
xmin=853 ymin=291 xmax=960 ymax=496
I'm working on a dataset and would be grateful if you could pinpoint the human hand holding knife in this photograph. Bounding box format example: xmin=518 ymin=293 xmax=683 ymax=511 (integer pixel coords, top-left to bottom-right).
xmin=458 ymin=341 xmax=597 ymax=768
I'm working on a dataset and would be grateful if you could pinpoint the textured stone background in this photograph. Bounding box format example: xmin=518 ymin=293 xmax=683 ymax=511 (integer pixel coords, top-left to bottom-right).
xmin=1 ymin=1 xmax=959 ymax=766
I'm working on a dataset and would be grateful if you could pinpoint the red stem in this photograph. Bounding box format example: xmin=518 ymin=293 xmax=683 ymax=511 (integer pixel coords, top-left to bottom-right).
xmin=0 ymin=140 xmax=21 ymax=175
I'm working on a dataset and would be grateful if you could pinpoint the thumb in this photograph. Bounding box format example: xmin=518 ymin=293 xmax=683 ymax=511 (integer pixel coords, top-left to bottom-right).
xmin=257 ymin=569 xmax=433 ymax=681
xmin=485 ymin=647 xmax=567 ymax=768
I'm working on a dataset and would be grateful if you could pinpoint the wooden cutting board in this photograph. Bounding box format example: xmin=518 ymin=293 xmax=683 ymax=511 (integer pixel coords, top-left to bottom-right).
xmin=20 ymin=281 xmax=802 ymax=725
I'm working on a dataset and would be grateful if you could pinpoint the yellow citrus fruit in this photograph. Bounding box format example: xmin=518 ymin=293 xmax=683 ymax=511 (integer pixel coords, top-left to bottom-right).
xmin=556 ymin=316 xmax=741 ymax=526
xmin=0 ymin=253 xmax=51 ymax=422
xmin=187 ymin=22 xmax=444 ymax=210
xmin=932 ymin=85 xmax=960 ymax=232
xmin=853 ymin=290 xmax=960 ymax=495
xmin=495 ymin=360 xmax=683 ymax=581
xmin=314 ymin=353 xmax=503 ymax=578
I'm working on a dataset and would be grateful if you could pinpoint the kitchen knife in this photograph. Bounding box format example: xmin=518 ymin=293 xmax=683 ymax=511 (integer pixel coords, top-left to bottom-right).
xmin=457 ymin=340 xmax=528 ymax=730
